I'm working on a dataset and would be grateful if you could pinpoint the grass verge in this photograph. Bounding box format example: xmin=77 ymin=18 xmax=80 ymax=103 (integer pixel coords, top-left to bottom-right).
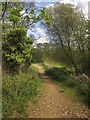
xmin=45 ymin=65 xmax=89 ymax=108
xmin=2 ymin=65 xmax=42 ymax=118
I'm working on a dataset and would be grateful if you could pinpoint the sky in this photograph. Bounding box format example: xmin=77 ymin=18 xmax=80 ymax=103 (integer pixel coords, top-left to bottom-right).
xmin=27 ymin=0 xmax=90 ymax=44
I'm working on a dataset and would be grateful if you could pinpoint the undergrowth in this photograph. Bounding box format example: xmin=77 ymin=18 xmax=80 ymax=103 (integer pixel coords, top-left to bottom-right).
xmin=2 ymin=65 xmax=42 ymax=118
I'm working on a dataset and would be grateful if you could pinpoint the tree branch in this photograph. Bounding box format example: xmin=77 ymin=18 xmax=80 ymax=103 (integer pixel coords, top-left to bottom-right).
xmin=2 ymin=2 xmax=7 ymax=18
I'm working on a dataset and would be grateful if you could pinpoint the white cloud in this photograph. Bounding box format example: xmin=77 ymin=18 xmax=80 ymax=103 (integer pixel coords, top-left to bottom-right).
xmin=36 ymin=37 xmax=49 ymax=43
xmin=20 ymin=10 xmax=25 ymax=15
xmin=60 ymin=0 xmax=78 ymax=6
xmin=20 ymin=10 xmax=28 ymax=17
xmin=46 ymin=3 xmax=55 ymax=8
xmin=27 ymin=27 xmax=49 ymax=44
xmin=35 ymin=27 xmax=49 ymax=43
xmin=76 ymin=0 xmax=89 ymax=18
xmin=36 ymin=28 xmax=46 ymax=37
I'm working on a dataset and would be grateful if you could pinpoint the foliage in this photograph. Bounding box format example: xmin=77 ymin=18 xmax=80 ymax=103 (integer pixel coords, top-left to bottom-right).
xmin=32 ymin=47 xmax=43 ymax=63
xmin=1 ymin=2 xmax=50 ymax=73
xmin=41 ymin=62 xmax=48 ymax=69
xmin=2 ymin=65 xmax=42 ymax=118
xmin=45 ymin=66 xmax=74 ymax=81
xmin=38 ymin=42 xmax=71 ymax=65
xmin=1 ymin=2 xmax=37 ymax=29
xmin=45 ymin=3 xmax=88 ymax=75
xmin=2 ymin=28 xmax=33 ymax=73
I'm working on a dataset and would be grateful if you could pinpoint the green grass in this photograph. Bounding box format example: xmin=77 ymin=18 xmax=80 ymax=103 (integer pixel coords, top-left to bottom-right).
xmin=2 ymin=65 xmax=42 ymax=118
xmin=57 ymin=82 xmax=87 ymax=103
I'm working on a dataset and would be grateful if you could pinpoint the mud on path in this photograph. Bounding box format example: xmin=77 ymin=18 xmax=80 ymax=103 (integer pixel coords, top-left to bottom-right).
xmin=26 ymin=64 xmax=89 ymax=118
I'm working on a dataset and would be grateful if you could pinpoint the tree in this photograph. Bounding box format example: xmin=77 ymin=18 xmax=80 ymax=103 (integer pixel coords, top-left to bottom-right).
xmin=2 ymin=28 xmax=33 ymax=73
xmin=32 ymin=43 xmax=43 ymax=63
xmin=1 ymin=2 xmax=49 ymax=73
xmin=45 ymin=3 xmax=88 ymax=75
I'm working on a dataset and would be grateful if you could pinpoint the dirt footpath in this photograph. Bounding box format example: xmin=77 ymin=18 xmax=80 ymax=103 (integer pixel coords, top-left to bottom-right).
xmin=26 ymin=64 xmax=89 ymax=118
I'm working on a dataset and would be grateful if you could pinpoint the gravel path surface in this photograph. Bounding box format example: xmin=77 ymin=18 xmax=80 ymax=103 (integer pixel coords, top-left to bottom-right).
xmin=26 ymin=64 xmax=89 ymax=118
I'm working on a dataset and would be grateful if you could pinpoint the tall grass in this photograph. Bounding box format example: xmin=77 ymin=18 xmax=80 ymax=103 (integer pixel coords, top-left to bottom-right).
xmin=2 ymin=65 xmax=42 ymax=118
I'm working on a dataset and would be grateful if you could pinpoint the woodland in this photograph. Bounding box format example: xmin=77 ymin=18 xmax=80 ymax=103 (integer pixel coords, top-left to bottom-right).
xmin=0 ymin=2 xmax=90 ymax=118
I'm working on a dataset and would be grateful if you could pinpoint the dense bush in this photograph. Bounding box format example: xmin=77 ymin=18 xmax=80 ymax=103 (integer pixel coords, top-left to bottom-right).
xmin=2 ymin=66 xmax=42 ymax=118
xmin=2 ymin=28 xmax=33 ymax=74
xmin=45 ymin=66 xmax=74 ymax=81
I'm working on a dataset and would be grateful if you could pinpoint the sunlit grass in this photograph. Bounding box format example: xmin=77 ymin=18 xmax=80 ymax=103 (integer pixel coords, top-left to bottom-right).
xmin=2 ymin=65 xmax=42 ymax=118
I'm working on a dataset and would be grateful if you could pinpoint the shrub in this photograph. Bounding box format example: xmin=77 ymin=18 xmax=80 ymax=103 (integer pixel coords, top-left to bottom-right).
xmin=45 ymin=67 xmax=70 ymax=81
